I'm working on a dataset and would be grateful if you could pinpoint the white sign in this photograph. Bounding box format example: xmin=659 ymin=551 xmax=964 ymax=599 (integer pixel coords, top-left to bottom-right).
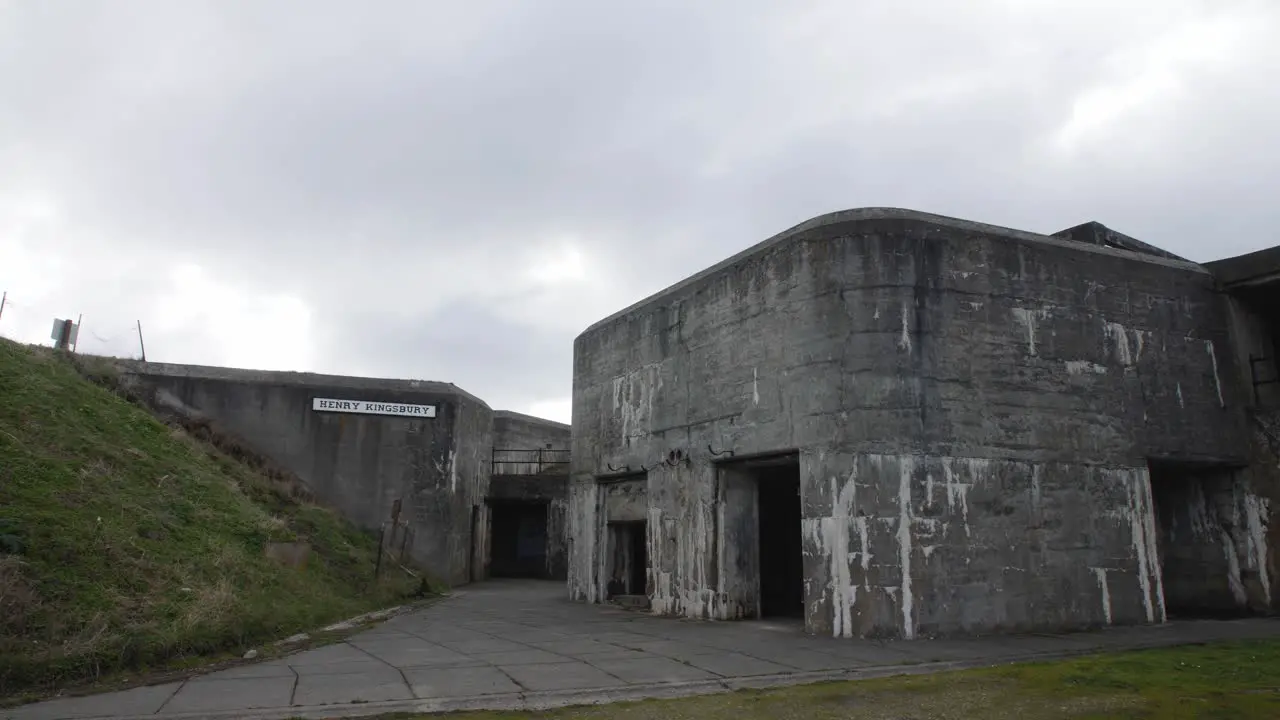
xmin=312 ymin=397 xmax=437 ymax=418
xmin=50 ymin=318 xmax=78 ymax=345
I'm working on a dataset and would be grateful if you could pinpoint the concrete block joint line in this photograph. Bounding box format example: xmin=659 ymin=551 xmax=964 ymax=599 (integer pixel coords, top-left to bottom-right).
xmin=6 ymin=581 xmax=1279 ymax=720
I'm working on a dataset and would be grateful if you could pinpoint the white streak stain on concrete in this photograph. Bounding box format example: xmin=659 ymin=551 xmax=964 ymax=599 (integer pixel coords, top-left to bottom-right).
xmin=1011 ymin=308 xmax=1047 ymax=356
xmin=804 ymin=469 xmax=861 ymax=638
xmin=1064 ymin=360 xmax=1108 ymax=375
xmin=448 ymin=449 xmax=457 ymax=493
xmin=1244 ymin=493 xmax=1272 ymax=606
xmin=752 ymin=368 xmax=759 ymax=406
xmin=1176 ymin=382 xmax=1185 ymax=408
xmin=566 ymin=482 xmax=600 ymax=602
xmin=853 ymin=514 xmax=872 ymax=584
xmin=1092 ymin=567 xmax=1113 ymax=624
xmin=942 ymin=459 xmax=975 ymax=537
xmin=1205 ymin=340 xmax=1225 ymax=407
xmin=899 ymin=305 xmax=912 ymax=352
xmin=1103 ymin=322 xmax=1149 ymax=367
xmin=650 ymin=484 xmax=722 ymax=621
xmin=1222 ymin=527 xmax=1247 ymax=605
xmin=612 ymin=364 xmax=663 ymax=444
xmin=897 ymin=457 xmax=916 ymax=640
xmin=1122 ymin=469 xmax=1167 ymax=623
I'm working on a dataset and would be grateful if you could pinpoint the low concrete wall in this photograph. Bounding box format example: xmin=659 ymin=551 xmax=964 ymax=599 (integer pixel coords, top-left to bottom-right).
xmin=115 ymin=361 xmax=495 ymax=586
xmin=493 ymin=411 xmax=570 ymax=475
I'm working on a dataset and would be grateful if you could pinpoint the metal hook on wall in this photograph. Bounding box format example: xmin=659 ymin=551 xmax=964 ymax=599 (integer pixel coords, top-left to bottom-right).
xmin=707 ymin=444 xmax=734 ymax=458
xmin=606 ymin=463 xmax=630 ymax=473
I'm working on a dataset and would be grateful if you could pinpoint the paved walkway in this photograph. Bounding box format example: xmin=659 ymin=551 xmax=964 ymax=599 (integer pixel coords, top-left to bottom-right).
xmin=7 ymin=580 xmax=1279 ymax=720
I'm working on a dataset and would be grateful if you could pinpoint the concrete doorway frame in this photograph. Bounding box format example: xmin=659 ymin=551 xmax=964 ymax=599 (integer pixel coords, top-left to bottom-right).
xmin=712 ymin=450 xmax=803 ymax=620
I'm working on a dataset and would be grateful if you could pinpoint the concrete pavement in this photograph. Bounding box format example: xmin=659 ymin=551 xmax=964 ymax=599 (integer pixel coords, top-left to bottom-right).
xmin=6 ymin=580 xmax=1279 ymax=720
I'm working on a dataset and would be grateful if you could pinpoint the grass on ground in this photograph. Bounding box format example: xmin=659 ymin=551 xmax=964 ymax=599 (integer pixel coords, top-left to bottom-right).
xmin=0 ymin=339 xmax=427 ymax=697
xmin=391 ymin=638 xmax=1280 ymax=720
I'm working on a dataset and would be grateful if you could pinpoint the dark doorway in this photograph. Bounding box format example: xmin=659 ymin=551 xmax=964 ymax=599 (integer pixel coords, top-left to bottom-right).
xmin=607 ymin=520 xmax=647 ymax=598
xmin=1148 ymin=460 xmax=1258 ymax=619
xmin=489 ymin=500 xmax=549 ymax=578
xmin=757 ymin=460 xmax=804 ymax=618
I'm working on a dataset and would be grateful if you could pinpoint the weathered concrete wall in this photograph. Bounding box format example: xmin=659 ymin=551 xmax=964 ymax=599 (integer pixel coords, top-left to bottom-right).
xmin=602 ymin=479 xmax=648 ymax=523
xmin=116 ymin=361 xmax=493 ymax=586
xmin=1249 ymin=412 xmax=1280 ymax=611
xmin=1153 ymin=465 xmax=1272 ymax=616
xmin=1206 ymin=248 xmax=1280 ymax=613
xmin=570 ymin=207 xmax=1267 ymax=638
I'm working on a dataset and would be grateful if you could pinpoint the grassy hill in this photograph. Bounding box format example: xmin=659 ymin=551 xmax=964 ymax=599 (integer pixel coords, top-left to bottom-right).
xmin=0 ymin=339 xmax=423 ymax=695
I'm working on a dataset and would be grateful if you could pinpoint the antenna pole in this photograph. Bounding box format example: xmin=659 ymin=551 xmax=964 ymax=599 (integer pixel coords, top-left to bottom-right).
xmin=137 ymin=320 xmax=147 ymax=362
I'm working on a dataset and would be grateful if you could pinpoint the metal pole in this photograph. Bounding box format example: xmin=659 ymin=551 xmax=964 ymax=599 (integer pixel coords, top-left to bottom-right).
xmin=136 ymin=320 xmax=147 ymax=362
xmin=0 ymin=292 xmax=6 ymax=322
xmin=54 ymin=319 xmax=71 ymax=351
xmin=72 ymin=314 xmax=82 ymax=353
xmin=374 ymin=525 xmax=386 ymax=579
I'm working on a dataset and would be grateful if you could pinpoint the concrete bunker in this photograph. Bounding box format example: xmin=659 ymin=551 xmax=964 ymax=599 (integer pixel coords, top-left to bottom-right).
xmin=568 ymin=207 xmax=1278 ymax=639
xmin=114 ymin=363 xmax=571 ymax=588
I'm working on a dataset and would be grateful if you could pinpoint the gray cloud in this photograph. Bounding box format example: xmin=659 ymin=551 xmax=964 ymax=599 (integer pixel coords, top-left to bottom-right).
xmin=2 ymin=0 xmax=1278 ymax=421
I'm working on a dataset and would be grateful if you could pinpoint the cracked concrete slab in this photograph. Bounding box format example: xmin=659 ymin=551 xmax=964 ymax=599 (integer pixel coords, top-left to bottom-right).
xmin=293 ymin=670 xmax=412 ymax=706
xmin=681 ymin=652 xmax=797 ymax=677
xmin=403 ymin=666 xmax=521 ymax=697
xmin=4 ymin=580 xmax=1279 ymax=720
xmin=162 ymin=677 xmax=294 ymax=714
xmin=587 ymin=657 xmax=718 ymax=684
xmin=3 ymin=682 xmax=183 ymax=720
xmin=498 ymin=661 xmax=623 ymax=692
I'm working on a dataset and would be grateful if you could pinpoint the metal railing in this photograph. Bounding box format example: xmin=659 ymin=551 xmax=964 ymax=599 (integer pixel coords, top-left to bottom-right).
xmin=492 ymin=447 xmax=570 ymax=475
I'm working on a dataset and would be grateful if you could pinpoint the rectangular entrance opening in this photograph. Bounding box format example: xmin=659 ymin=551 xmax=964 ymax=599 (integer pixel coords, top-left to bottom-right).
xmin=718 ymin=452 xmax=804 ymax=620
xmin=1147 ymin=460 xmax=1260 ymax=619
xmin=488 ymin=500 xmax=549 ymax=578
xmin=607 ymin=520 xmax=647 ymax=599
xmin=757 ymin=461 xmax=804 ymax=618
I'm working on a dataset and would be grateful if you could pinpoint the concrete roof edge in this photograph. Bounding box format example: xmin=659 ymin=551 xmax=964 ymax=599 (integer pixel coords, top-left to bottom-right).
xmin=577 ymin=207 xmax=1210 ymax=338
xmin=494 ymin=409 xmax=571 ymax=430
xmin=114 ymin=359 xmax=492 ymax=409
xmin=1203 ymin=244 xmax=1280 ymax=288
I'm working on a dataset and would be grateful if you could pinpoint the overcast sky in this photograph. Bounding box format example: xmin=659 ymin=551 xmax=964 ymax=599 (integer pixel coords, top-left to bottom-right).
xmin=2 ymin=1 xmax=1278 ymax=424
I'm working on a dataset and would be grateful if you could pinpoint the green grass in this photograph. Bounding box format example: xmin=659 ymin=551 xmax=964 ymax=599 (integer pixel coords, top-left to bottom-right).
xmin=384 ymin=639 xmax=1280 ymax=720
xmin=0 ymin=340 xmax=427 ymax=696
